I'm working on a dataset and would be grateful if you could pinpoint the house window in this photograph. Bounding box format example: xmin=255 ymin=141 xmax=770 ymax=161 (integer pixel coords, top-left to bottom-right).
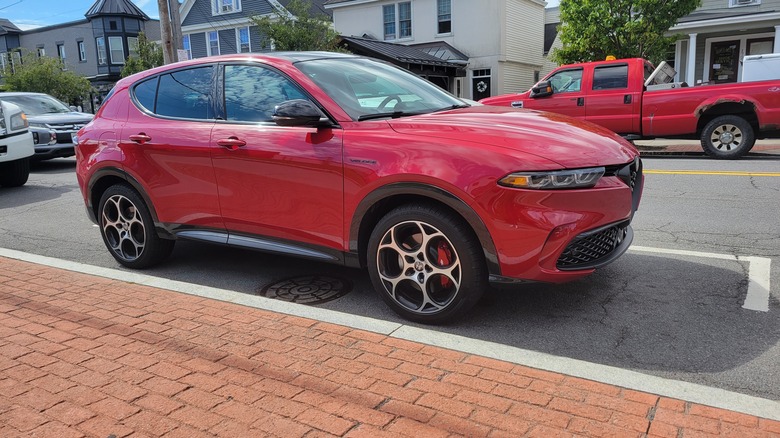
xmin=96 ymin=37 xmax=107 ymax=65
xmin=237 ymin=27 xmax=250 ymax=53
xmin=383 ymin=2 xmax=412 ymax=40
xmin=398 ymin=2 xmax=411 ymax=38
xmin=213 ymin=0 xmax=240 ymax=15
xmin=437 ymin=0 xmax=451 ymax=34
xmin=78 ymin=41 xmax=86 ymax=61
xmin=108 ymin=36 xmax=124 ymax=64
xmin=128 ymin=36 xmax=139 ymax=58
xmin=383 ymin=5 xmax=396 ymax=40
xmin=0 ymin=53 xmax=6 ymax=71
xmin=207 ymin=31 xmax=220 ymax=56
xmin=182 ymin=35 xmax=192 ymax=60
xmin=109 ymin=20 xmax=118 ymax=31
xmin=57 ymin=44 xmax=66 ymax=61
xmin=729 ymin=0 xmax=760 ymax=6
xmin=37 ymin=47 xmax=45 ymax=57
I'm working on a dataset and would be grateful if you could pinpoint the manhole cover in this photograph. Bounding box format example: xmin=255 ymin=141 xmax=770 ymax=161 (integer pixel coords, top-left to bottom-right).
xmin=258 ymin=275 xmax=352 ymax=304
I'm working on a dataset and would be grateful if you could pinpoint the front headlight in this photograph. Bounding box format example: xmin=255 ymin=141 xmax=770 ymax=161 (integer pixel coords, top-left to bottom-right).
xmin=28 ymin=122 xmax=48 ymax=128
xmin=10 ymin=111 xmax=28 ymax=131
xmin=499 ymin=167 xmax=605 ymax=190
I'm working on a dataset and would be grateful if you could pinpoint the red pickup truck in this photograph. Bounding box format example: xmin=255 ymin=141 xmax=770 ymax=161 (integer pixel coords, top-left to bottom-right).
xmin=480 ymin=58 xmax=780 ymax=159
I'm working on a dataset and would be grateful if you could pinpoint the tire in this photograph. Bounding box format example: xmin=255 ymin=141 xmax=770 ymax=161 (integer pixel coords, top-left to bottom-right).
xmin=0 ymin=158 xmax=30 ymax=187
xmin=98 ymin=184 xmax=174 ymax=269
xmin=700 ymin=115 xmax=755 ymax=159
xmin=367 ymin=204 xmax=487 ymax=324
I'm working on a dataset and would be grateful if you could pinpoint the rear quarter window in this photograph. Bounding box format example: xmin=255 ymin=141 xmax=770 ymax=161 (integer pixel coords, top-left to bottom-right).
xmin=133 ymin=77 xmax=158 ymax=112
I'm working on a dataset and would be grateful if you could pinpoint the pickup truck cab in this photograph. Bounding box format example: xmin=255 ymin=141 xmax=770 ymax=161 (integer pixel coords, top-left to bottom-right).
xmin=0 ymin=100 xmax=34 ymax=187
xmin=480 ymin=58 xmax=780 ymax=159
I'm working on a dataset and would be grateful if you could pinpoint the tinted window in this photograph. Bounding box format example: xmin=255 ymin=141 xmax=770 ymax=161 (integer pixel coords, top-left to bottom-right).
xmin=156 ymin=67 xmax=214 ymax=119
xmin=224 ymin=65 xmax=308 ymax=123
xmin=593 ymin=65 xmax=629 ymax=90
xmin=548 ymin=68 xmax=582 ymax=93
xmin=133 ymin=77 xmax=158 ymax=112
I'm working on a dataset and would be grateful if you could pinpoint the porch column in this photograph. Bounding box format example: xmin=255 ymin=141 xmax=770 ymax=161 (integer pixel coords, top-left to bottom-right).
xmin=775 ymin=25 xmax=780 ymax=53
xmin=686 ymin=33 xmax=697 ymax=85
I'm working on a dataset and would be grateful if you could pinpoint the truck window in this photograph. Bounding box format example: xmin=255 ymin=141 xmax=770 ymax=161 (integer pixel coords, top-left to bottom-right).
xmin=548 ymin=68 xmax=583 ymax=93
xmin=592 ymin=64 xmax=628 ymax=90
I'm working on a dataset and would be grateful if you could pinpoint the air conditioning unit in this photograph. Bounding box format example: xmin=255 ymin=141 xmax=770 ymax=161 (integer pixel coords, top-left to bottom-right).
xmin=221 ymin=4 xmax=233 ymax=12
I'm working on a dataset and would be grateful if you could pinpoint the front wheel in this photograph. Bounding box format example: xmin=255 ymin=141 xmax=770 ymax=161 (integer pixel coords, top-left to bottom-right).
xmin=0 ymin=158 xmax=30 ymax=187
xmin=367 ymin=205 xmax=487 ymax=324
xmin=98 ymin=184 xmax=174 ymax=269
xmin=700 ymin=115 xmax=755 ymax=159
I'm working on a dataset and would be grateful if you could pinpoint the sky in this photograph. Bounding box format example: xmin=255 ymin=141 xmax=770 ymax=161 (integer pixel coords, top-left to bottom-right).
xmin=0 ymin=0 xmax=160 ymax=30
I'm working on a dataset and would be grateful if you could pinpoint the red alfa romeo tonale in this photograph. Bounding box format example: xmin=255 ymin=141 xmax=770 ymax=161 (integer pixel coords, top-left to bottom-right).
xmin=76 ymin=52 xmax=643 ymax=323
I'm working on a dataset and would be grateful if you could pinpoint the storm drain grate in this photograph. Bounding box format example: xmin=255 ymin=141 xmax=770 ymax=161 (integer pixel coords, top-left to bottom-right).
xmin=257 ymin=275 xmax=352 ymax=304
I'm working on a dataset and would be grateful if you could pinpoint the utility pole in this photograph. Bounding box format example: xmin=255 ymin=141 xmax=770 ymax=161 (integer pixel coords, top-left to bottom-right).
xmin=157 ymin=0 xmax=175 ymax=64
xmin=168 ymin=0 xmax=184 ymax=60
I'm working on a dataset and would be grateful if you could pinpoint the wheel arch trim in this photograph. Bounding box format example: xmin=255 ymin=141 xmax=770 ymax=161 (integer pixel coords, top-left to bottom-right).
xmin=87 ymin=167 xmax=172 ymax=238
xmin=348 ymin=182 xmax=501 ymax=276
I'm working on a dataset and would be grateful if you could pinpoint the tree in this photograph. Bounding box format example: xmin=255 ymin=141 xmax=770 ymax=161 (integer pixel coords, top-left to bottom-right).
xmin=1 ymin=51 xmax=91 ymax=104
xmin=121 ymin=32 xmax=164 ymax=77
xmin=552 ymin=0 xmax=701 ymax=65
xmin=251 ymin=0 xmax=343 ymax=51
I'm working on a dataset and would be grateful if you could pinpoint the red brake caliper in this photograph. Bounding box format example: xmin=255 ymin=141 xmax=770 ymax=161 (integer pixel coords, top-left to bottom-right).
xmin=437 ymin=241 xmax=453 ymax=288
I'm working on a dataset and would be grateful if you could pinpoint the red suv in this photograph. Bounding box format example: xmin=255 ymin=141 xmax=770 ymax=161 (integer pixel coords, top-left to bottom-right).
xmin=76 ymin=52 xmax=643 ymax=323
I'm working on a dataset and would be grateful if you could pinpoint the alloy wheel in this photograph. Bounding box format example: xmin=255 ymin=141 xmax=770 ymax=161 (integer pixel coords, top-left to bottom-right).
xmin=376 ymin=220 xmax=461 ymax=314
xmin=101 ymin=194 xmax=146 ymax=262
xmin=710 ymin=123 xmax=743 ymax=151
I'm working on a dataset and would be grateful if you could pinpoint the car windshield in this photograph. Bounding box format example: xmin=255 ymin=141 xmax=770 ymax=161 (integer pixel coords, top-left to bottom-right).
xmin=295 ymin=57 xmax=465 ymax=120
xmin=1 ymin=94 xmax=71 ymax=115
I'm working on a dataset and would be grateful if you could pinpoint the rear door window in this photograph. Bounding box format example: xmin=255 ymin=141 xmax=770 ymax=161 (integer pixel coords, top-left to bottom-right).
xmin=155 ymin=67 xmax=215 ymax=119
xmin=592 ymin=65 xmax=629 ymax=90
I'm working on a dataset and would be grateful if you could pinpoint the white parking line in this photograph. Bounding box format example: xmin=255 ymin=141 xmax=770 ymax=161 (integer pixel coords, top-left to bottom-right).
xmin=630 ymin=246 xmax=772 ymax=313
xmin=1 ymin=247 xmax=778 ymax=421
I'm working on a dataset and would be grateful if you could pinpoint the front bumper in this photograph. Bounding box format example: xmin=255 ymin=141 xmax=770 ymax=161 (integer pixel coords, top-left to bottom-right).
xmin=487 ymin=158 xmax=643 ymax=283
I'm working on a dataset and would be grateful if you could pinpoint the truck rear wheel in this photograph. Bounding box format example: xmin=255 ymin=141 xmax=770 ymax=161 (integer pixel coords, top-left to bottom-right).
xmin=0 ymin=158 xmax=30 ymax=187
xmin=700 ymin=115 xmax=755 ymax=159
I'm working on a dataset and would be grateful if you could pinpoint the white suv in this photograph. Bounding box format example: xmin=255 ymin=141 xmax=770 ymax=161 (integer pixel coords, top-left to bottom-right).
xmin=0 ymin=100 xmax=35 ymax=187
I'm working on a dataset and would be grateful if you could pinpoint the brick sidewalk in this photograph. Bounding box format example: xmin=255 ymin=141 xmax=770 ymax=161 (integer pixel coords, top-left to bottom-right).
xmin=1 ymin=257 xmax=779 ymax=437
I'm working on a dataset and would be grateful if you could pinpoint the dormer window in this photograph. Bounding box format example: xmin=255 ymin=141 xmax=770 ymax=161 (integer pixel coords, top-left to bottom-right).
xmin=213 ymin=0 xmax=241 ymax=15
xmin=730 ymin=0 xmax=760 ymax=6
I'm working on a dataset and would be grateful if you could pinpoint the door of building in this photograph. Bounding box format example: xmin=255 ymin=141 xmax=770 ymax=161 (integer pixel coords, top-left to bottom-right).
xmin=710 ymin=40 xmax=741 ymax=83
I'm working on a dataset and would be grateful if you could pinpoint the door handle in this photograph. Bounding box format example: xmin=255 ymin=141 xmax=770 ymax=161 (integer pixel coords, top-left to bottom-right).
xmin=128 ymin=133 xmax=151 ymax=144
xmin=217 ymin=137 xmax=247 ymax=150
xmin=577 ymin=97 xmax=585 ymax=106
xmin=624 ymin=95 xmax=632 ymax=104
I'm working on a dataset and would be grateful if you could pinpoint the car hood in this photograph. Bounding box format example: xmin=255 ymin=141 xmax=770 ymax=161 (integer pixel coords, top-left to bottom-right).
xmin=27 ymin=112 xmax=94 ymax=125
xmin=388 ymin=106 xmax=637 ymax=168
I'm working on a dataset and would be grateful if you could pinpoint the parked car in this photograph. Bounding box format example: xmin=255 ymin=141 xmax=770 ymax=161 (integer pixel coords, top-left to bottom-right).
xmin=0 ymin=100 xmax=35 ymax=187
xmin=76 ymin=53 xmax=643 ymax=323
xmin=0 ymin=92 xmax=93 ymax=161
xmin=480 ymin=57 xmax=780 ymax=159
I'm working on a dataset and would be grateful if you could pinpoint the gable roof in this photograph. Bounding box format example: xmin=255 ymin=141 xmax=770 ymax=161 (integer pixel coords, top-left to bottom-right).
xmin=0 ymin=18 xmax=21 ymax=35
xmin=340 ymin=35 xmax=460 ymax=68
xmin=85 ymin=0 xmax=150 ymax=19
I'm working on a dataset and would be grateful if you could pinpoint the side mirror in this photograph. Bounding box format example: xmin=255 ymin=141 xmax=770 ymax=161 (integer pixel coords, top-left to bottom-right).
xmin=273 ymin=100 xmax=327 ymax=127
xmin=529 ymin=81 xmax=553 ymax=98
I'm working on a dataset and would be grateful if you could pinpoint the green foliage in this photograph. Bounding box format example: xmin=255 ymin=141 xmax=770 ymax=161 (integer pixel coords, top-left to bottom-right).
xmin=121 ymin=32 xmax=164 ymax=77
xmin=552 ymin=0 xmax=701 ymax=65
xmin=1 ymin=51 xmax=92 ymax=103
xmin=251 ymin=0 xmax=344 ymax=52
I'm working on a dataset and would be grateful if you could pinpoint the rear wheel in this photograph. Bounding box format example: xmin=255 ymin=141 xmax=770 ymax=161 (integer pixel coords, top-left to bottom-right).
xmin=700 ymin=115 xmax=755 ymax=159
xmin=0 ymin=158 xmax=30 ymax=187
xmin=98 ymin=184 xmax=174 ymax=269
xmin=367 ymin=205 xmax=487 ymax=324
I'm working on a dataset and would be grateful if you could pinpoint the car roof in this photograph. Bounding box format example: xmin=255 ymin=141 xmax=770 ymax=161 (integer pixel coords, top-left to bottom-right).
xmin=0 ymin=92 xmax=50 ymax=97
xmin=117 ymin=51 xmax=361 ymax=87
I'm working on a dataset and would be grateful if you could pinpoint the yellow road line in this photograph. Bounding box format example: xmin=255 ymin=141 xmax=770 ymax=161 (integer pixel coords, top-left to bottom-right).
xmin=644 ymin=170 xmax=780 ymax=177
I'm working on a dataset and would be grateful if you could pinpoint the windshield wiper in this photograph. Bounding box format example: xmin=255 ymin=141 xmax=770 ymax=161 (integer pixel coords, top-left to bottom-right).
xmin=357 ymin=110 xmax=427 ymax=121
xmin=433 ymin=104 xmax=470 ymax=112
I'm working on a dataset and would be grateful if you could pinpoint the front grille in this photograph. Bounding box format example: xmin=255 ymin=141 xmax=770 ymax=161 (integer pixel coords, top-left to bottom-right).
xmin=557 ymin=221 xmax=629 ymax=269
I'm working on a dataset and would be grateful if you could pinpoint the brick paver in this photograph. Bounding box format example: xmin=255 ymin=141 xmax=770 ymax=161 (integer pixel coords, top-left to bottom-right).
xmin=1 ymin=256 xmax=778 ymax=437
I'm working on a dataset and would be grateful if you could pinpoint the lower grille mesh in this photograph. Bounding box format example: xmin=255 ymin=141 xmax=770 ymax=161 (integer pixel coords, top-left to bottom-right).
xmin=557 ymin=222 xmax=628 ymax=269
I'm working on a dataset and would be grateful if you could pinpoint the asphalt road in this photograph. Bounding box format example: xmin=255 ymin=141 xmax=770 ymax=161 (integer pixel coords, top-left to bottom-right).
xmin=1 ymin=155 xmax=778 ymax=401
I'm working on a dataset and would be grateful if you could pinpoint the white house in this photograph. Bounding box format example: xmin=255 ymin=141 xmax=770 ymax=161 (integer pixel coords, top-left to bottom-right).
xmin=324 ymin=0 xmax=547 ymax=100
